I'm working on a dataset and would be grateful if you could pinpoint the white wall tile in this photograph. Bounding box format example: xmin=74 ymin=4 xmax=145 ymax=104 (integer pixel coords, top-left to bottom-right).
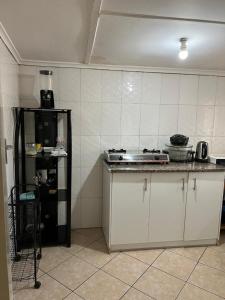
xmin=80 ymin=197 xmax=101 ymax=228
xmin=213 ymin=106 xmax=225 ymax=136
xmin=81 ymin=102 xmax=101 ymax=135
xmin=72 ymin=136 xmax=81 ymax=167
xmin=157 ymin=135 xmax=170 ymax=149
xmin=58 ymin=68 xmax=80 ymax=102
xmin=80 ymin=166 xmax=101 ymax=198
xmin=121 ymin=104 xmax=140 ymax=135
xmin=101 ymin=70 xmax=122 ymax=102
xmin=196 ymin=106 xmax=215 ymax=136
xmin=216 ymin=77 xmax=225 ymax=106
xmin=212 ymin=137 xmax=225 ymax=154
xmin=161 ymin=74 xmax=180 ymax=104
xmin=139 ymin=136 xmax=158 ymax=150
xmin=100 ymin=136 xmax=121 ymax=151
xmin=101 ymin=103 xmax=121 ymax=135
xmin=140 ymin=104 xmax=159 ymax=135
xmin=178 ymin=105 xmax=197 ymax=136
xmin=81 ymin=69 xmax=101 ymax=102
xmin=121 ymin=136 xmax=139 ymax=150
xmin=72 ymin=167 xmax=81 ymax=198
xmin=142 ymin=73 xmax=161 ymax=104
xmin=80 ymin=135 xmax=101 ymax=167
xmin=122 ymin=71 xmax=142 ymax=103
xmin=179 ymin=75 xmax=198 ymax=105
xmin=159 ymin=105 xmax=178 ymax=135
xmin=198 ymin=76 xmax=217 ymax=105
xmin=71 ymin=197 xmax=81 ymax=229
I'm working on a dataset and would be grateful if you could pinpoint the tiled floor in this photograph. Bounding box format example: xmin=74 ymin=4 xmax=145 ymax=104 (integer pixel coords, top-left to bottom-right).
xmin=13 ymin=229 xmax=225 ymax=300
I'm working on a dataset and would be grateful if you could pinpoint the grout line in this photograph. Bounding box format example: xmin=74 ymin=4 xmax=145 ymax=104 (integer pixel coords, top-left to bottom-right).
xmin=175 ymin=246 xmax=208 ymax=299
xmin=45 ymin=272 xmax=74 ymax=292
xmin=185 ymin=281 xmax=225 ymax=299
xmin=123 ymin=249 xmax=164 ymax=266
xmin=119 ymin=249 xmax=167 ymax=300
xmin=166 ymin=247 xmax=205 ymax=262
xmin=151 ymin=265 xmax=187 ymax=283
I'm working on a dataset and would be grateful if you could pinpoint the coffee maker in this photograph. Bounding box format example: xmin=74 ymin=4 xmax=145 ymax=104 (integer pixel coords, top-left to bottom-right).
xmin=195 ymin=141 xmax=209 ymax=162
xmin=40 ymin=70 xmax=54 ymax=109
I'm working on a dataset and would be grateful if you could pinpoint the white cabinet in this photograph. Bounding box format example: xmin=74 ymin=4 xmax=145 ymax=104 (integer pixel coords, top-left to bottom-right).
xmin=184 ymin=172 xmax=224 ymax=241
xmin=103 ymin=166 xmax=225 ymax=251
xmin=111 ymin=173 xmax=150 ymax=245
xmin=149 ymin=173 xmax=187 ymax=242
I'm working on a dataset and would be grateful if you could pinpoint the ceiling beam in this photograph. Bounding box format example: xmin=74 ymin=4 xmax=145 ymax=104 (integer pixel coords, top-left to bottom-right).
xmin=101 ymin=10 xmax=225 ymax=26
xmin=85 ymin=0 xmax=103 ymax=64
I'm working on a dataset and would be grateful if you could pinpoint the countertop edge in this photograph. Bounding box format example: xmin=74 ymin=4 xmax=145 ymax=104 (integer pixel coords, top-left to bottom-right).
xmin=103 ymin=160 xmax=225 ymax=173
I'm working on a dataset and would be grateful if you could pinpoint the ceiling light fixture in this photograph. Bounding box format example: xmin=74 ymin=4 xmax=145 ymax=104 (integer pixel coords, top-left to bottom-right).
xmin=179 ymin=38 xmax=188 ymax=60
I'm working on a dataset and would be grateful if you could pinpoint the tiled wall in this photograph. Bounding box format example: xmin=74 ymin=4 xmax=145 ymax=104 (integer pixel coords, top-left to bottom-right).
xmin=0 ymin=39 xmax=19 ymax=194
xmin=19 ymin=65 xmax=225 ymax=228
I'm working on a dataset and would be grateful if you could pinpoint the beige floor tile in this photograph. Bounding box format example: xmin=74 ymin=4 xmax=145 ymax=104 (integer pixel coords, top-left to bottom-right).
xmin=208 ymin=243 xmax=225 ymax=254
xmin=168 ymin=246 xmax=206 ymax=261
xmin=75 ymin=238 xmax=118 ymax=268
xmin=39 ymin=246 xmax=72 ymax=272
xmin=75 ymin=270 xmax=129 ymax=300
xmin=64 ymin=292 xmax=83 ymax=299
xmin=200 ymin=248 xmax=225 ymax=272
xmin=65 ymin=229 xmax=103 ymax=255
xmin=125 ymin=248 xmax=163 ymax=265
xmin=153 ymin=250 xmax=197 ymax=280
xmin=102 ymin=253 xmax=148 ymax=285
xmin=48 ymin=256 xmax=97 ymax=290
xmin=13 ymin=274 xmax=70 ymax=300
xmin=134 ymin=267 xmax=185 ymax=300
xmin=177 ymin=283 xmax=223 ymax=300
xmin=188 ymin=263 xmax=225 ymax=298
xmin=121 ymin=288 xmax=153 ymax=299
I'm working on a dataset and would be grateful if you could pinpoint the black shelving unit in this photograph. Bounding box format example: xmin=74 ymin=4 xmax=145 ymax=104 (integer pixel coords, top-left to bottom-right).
xmin=13 ymin=107 xmax=72 ymax=247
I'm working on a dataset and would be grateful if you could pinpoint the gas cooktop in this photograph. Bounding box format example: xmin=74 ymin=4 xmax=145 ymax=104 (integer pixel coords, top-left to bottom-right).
xmin=104 ymin=149 xmax=169 ymax=164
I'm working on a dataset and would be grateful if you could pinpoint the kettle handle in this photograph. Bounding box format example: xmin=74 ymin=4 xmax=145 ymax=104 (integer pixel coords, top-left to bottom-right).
xmin=202 ymin=143 xmax=208 ymax=159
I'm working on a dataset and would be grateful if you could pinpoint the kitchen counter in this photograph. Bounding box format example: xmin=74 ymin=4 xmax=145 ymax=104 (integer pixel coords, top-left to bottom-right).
xmin=104 ymin=160 xmax=225 ymax=173
xmin=103 ymin=160 xmax=225 ymax=251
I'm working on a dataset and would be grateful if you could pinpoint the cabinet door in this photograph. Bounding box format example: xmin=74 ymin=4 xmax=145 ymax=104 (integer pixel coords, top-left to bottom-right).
xmin=184 ymin=172 xmax=224 ymax=241
xmin=149 ymin=173 xmax=187 ymax=242
xmin=111 ymin=173 xmax=150 ymax=245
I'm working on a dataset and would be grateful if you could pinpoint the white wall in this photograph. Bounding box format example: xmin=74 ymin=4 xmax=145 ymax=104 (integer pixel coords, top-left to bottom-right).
xmin=0 ymin=38 xmax=19 ymax=300
xmin=19 ymin=65 xmax=225 ymax=228
xmin=0 ymin=39 xmax=19 ymax=192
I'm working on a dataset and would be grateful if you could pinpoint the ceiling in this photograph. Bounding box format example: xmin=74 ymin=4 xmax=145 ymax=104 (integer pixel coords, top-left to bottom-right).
xmin=0 ymin=0 xmax=225 ymax=70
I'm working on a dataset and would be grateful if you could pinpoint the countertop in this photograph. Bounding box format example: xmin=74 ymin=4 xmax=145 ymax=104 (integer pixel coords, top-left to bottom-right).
xmin=103 ymin=160 xmax=225 ymax=173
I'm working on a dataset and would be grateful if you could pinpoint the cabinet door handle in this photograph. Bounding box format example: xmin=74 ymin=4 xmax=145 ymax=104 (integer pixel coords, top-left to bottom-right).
xmin=144 ymin=178 xmax=147 ymax=191
xmin=193 ymin=178 xmax=197 ymax=190
xmin=182 ymin=178 xmax=185 ymax=191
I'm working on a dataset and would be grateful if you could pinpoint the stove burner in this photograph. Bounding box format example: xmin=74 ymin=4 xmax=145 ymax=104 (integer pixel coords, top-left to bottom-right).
xmin=108 ymin=149 xmax=126 ymax=154
xmin=143 ymin=148 xmax=160 ymax=154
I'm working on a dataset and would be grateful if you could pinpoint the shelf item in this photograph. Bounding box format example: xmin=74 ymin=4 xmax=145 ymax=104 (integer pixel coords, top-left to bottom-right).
xmin=13 ymin=107 xmax=72 ymax=247
xmin=9 ymin=185 xmax=42 ymax=289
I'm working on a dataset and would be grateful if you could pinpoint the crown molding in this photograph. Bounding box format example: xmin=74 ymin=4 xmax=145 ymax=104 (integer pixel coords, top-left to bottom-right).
xmin=21 ymin=59 xmax=225 ymax=76
xmin=0 ymin=22 xmax=22 ymax=64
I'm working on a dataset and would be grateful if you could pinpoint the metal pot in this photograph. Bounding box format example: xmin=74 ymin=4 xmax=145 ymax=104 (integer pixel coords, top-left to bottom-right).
xmin=164 ymin=144 xmax=195 ymax=162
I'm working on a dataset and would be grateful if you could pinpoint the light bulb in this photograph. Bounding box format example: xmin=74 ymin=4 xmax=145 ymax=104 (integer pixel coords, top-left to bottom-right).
xmin=179 ymin=49 xmax=188 ymax=60
xmin=179 ymin=38 xmax=188 ymax=60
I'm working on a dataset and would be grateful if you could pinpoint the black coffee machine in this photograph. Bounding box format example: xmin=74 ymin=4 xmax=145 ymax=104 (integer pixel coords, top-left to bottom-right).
xmin=40 ymin=70 xmax=54 ymax=109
